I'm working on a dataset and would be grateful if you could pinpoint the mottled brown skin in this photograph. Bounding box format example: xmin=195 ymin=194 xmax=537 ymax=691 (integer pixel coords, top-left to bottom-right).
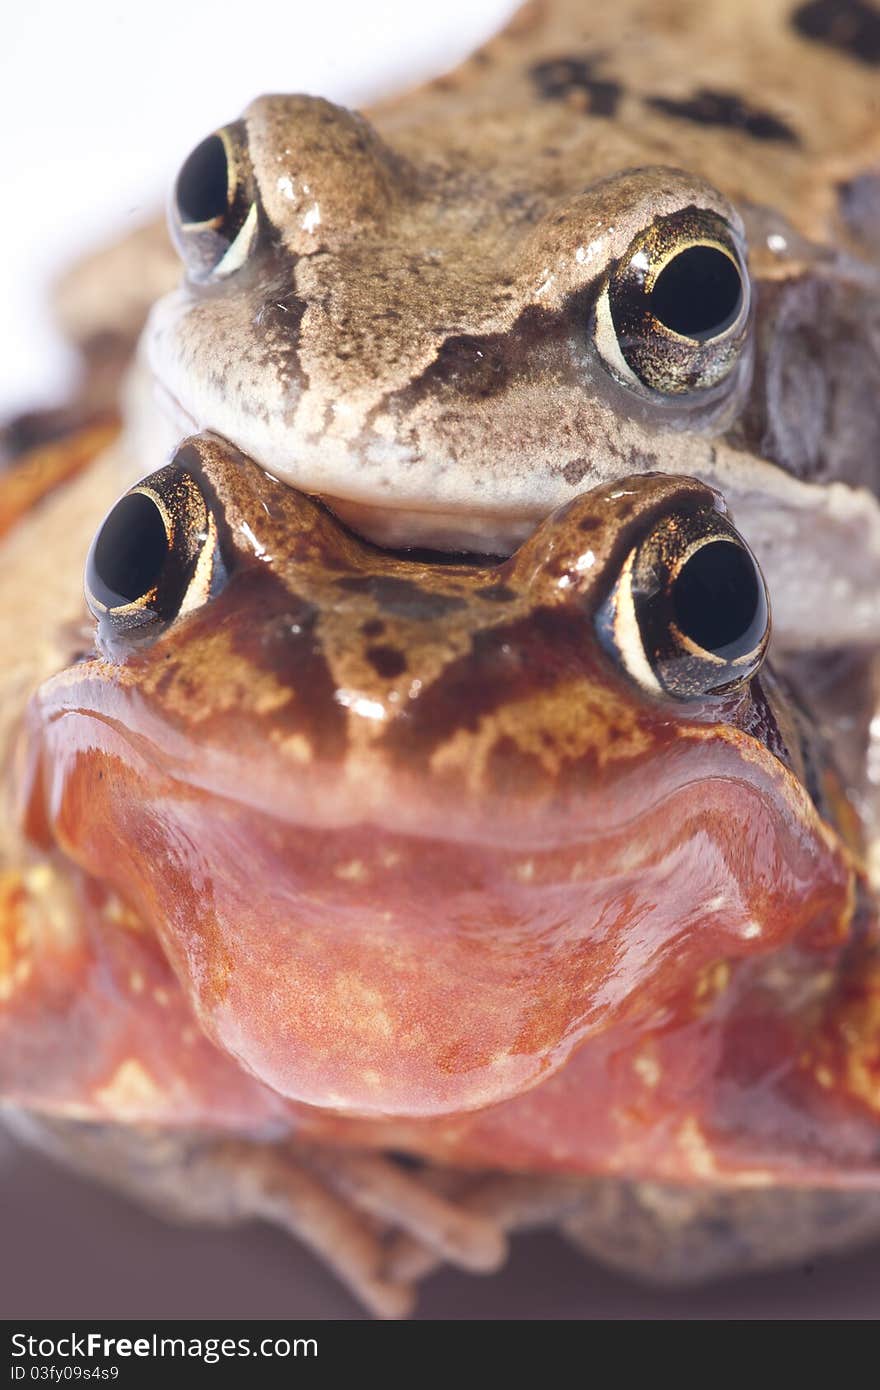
xmin=13 ymin=443 xmax=860 ymax=1123
xmin=3 ymin=433 xmax=880 ymax=1311
xmin=4 ymin=0 xmax=880 ymax=1315
xmin=17 ymin=3 xmax=878 ymax=651
xmin=133 ymin=0 xmax=880 ymax=652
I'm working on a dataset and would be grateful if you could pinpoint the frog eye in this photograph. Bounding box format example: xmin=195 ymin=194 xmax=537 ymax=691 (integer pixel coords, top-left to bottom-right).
xmin=85 ymin=465 xmax=223 ymax=639
xmin=169 ymin=122 xmax=258 ymax=281
xmin=594 ymin=208 xmax=751 ymax=395
xmin=597 ymin=505 xmax=770 ymax=698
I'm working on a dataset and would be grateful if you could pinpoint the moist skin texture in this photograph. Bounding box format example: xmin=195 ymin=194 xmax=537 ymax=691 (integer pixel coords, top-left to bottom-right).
xmin=3 ymin=0 xmax=880 ymax=1317
xmin=23 ymin=2 xmax=880 ymax=650
xmin=3 ymin=430 xmax=880 ymax=1315
xmin=127 ymin=0 xmax=880 ymax=650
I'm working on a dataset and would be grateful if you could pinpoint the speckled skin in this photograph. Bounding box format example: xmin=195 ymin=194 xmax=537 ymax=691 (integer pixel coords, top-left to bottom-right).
xmin=3 ymin=430 xmax=880 ymax=1308
xmin=132 ymin=0 xmax=880 ymax=651
xmin=20 ymin=3 xmax=880 ymax=650
xmin=9 ymin=442 xmax=863 ymax=1125
xmin=4 ymin=0 xmax=880 ymax=1314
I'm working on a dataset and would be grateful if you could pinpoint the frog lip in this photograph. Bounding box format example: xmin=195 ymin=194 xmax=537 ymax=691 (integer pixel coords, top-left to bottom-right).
xmin=152 ymin=377 xmax=199 ymax=440
xmin=149 ymin=379 xmax=542 ymax=559
xmin=32 ymin=656 xmax=837 ymax=852
xmin=24 ymin=668 xmax=862 ymax=1126
xmin=321 ymin=492 xmax=534 ymax=559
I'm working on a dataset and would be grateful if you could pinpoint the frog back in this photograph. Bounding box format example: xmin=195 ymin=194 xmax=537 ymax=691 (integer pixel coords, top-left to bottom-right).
xmin=373 ymin=0 xmax=880 ymax=258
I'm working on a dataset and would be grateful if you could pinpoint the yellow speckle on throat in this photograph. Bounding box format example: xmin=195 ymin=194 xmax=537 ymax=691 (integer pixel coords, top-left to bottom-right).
xmin=93 ymin=1059 xmax=164 ymax=1119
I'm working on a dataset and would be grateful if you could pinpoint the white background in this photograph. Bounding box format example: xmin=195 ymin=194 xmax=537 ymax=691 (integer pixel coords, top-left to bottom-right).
xmin=0 ymin=0 xmax=513 ymax=418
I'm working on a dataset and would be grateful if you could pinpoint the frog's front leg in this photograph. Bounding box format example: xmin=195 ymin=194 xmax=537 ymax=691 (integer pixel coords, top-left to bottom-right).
xmin=556 ymin=1182 xmax=880 ymax=1285
xmin=774 ymin=646 xmax=880 ymax=888
xmin=387 ymin=1173 xmax=880 ymax=1291
xmin=7 ymin=1114 xmax=505 ymax=1318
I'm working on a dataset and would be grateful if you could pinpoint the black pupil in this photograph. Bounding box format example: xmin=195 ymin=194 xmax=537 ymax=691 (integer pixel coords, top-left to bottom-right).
xmin=175 ymin=134 xmax=229 ymax=225
xmin=649 ymin=246 xmax=743 ymax=341
xmin=672 ymin=540 xmax=766 ymax=660
xmin=90 ymin=493 xmax=168 ymax=609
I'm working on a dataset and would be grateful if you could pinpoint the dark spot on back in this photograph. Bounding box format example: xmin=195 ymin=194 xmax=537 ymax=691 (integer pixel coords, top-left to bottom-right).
xmin=530 ymin=55 xmax=622 ymax=117
xmin=336 ymin=573 xmax=467 ymax=620
xmin=579 ymin=517 xmax=601 ymax=533
xmin=366 ymin=645 xmax=408 ymax=679
xmin=646 ymin=90 xmax=799 ymax=142
xmin=561 ymin=457 xmax=590 ymax=486
xmin=792 ymin=0 xmax=880 ymax=65
xmin=362 ymin=618 xmax=385 ymax=638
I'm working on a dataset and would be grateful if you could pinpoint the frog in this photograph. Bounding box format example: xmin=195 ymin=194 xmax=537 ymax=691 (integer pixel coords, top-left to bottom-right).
xmin=3 ymin=0 xmax=880 ymax=1317
xmin=8 ymin=0 xmax=880 ymax=864
xmin=3 ymin=431 xmax=880 ymax=1317
xmin=7 ymin=0 xmax=875 ymax=658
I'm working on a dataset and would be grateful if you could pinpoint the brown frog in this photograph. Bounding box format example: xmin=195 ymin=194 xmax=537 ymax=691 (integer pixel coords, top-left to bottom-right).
xmin=3 ymin=434 xmax=880 ymax=1316
xmin=28 ymin=0 xmax=878 ymax=655
xmin=13 ymin=0 xmax=878 ymax=861
xmin=3 ymin=0 xmax=880 ymax=1317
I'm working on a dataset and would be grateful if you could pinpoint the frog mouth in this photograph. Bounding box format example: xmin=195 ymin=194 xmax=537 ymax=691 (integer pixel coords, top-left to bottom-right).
xmin=24 ymin=429 xmax=865 ymax=1122
xmin=147 ymin=377 xmax=542 ymax=559
xmin=319 ymin=493 xmax=537 ymax=557
xmin=21 ymin=657 xmax=863 ymax=1122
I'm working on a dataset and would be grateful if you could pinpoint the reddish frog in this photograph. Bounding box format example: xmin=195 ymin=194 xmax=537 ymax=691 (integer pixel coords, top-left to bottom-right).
xmin=2 ymin=435 xmax=880 ymax=1314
